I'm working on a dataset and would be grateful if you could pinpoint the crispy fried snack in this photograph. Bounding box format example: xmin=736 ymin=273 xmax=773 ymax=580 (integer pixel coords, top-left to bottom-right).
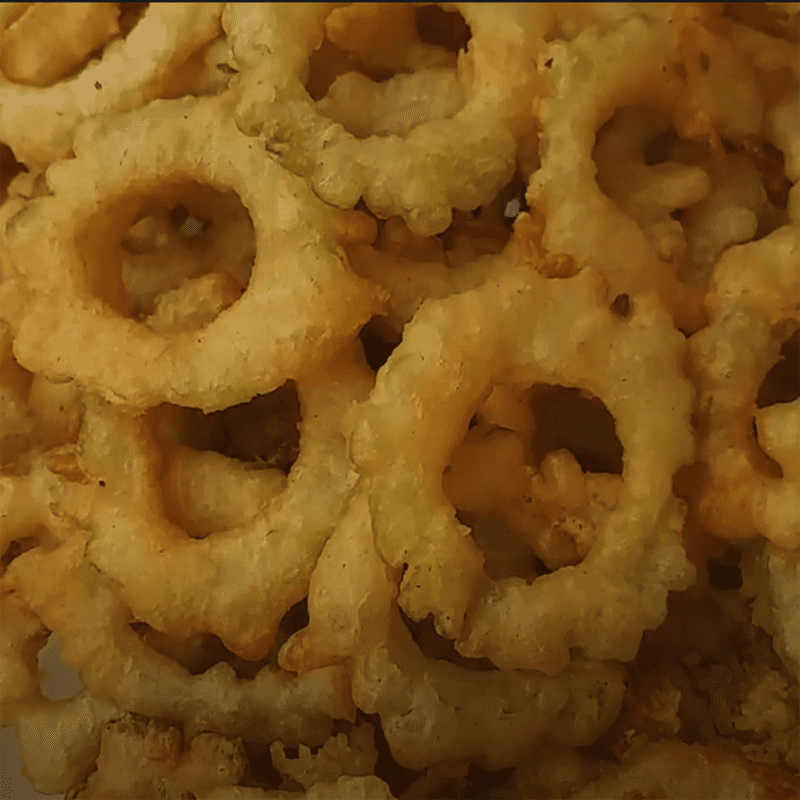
xmin=742 ymin=539 xmax=800 ymax=676
xmin=569 ymin=740 xmax=799 ymax=799
xmin=269 ymin=720 xmax=378 ymax=791
xmin=0 ymin=3 xmax=224 ymax=166
xmin=345 ymin=188 xmax=523 ymax=331
xmin=0 ymin=321 xmax=84 ymax=469
xmin=280 ymin=489 xmax=626 ymax=771
xmin=80 ymin=343 xmax=372 ymax=660
xmin=11 ymin=693 xmax=118 ymax=795
xmin=689 ymin=225 xmax=799 ymax=550
xmin=527 ymin=10 xmax=770 ymax=331
xmin=72 ymin=714 xmax=248 ymax=799
xmin=353 ymin=262 xmax=695 ymax=674
xmin=4 ymin=535 xmax=356 ymax=748
xmin=1 ymin=4 xmax=798 ymax=798
xmin=4 ymin=95 xmax=383 ymax=411
xmin=229 ymin=3 xmax=546 ymax=235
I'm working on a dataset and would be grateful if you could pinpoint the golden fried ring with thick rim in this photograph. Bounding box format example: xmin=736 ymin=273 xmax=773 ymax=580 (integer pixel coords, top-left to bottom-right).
xmin=227 ymin=2 xmax=549 ymax=236
xmin=682 ymin=100 xmax=800 ymax=551
xmin=280 ymin=489 xmax=626 ymax=771
xmin=352 ymin=263 xmax=695 ymax=675
xmin=527 ymin=14 xmax=765 ymax=332
xmin=5 ymin=95 xmax=383 ymax=413
xmin=689 ymin=224 xmax=799 ymax=551
xmin=0 ymin=3 xmax=223 ymax=167
xmin=4 ymin=534 xmax=357 ymax=749
xmin=80 ymin=341 xmax=373 ymax=661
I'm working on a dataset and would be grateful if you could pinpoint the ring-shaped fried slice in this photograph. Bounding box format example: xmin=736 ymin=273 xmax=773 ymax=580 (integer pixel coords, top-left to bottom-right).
xmin=280 ymin=490 xmax=625 ymax=771
xmin=5 ymin=95 xmax=383 ymax=412
xmin=4 ymin=535 xmax=356 ymax=749
xmin=0 ymin=3 xmax=223 ymax=167
xmin=527 ymin=15 xmax=766 ymax=331
xmin=228 ymin=3 xmax=548 ymax=235
xmin=80 ymin=342 xmax=373 ymax=661
xmin=686 ymin=95 xmax=799 ymax=550
xmin=352 ymin=262 xmax=695 ymax=674
xmin=689 ymin=225 xmax=799 ymax=551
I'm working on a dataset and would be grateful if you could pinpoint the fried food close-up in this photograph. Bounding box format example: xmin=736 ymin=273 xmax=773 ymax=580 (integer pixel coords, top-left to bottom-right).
xmin=0 ymin=3 xmax=798 ymax=799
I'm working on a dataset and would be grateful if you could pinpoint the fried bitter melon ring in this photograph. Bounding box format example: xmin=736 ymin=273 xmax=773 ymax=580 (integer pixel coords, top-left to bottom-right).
xmin=352 ymin=262 xmax=695 ymax=675
xmin=229 ymin=3 xmax=548 ymax=235
xmin=6 ymin=94 xmax=382 ymax=412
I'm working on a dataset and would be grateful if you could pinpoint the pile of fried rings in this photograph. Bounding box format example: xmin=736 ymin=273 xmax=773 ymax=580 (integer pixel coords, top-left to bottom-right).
xmin=1 ymin=3 xmax=798 ymax=799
